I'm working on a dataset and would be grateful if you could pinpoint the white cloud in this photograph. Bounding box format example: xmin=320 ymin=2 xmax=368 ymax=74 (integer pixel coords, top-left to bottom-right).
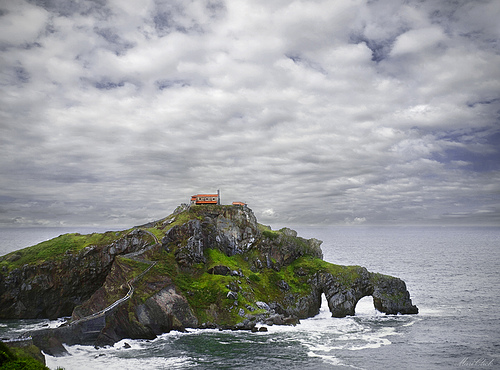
xmin=262 ymin=209 xmax=276 ymax=218
xmin=0 ymin=1 xmax=49 ymax=45
xmin=0 ymin=0 xmax=499 ymax=227
xmin=344 ymin=217 xmax=367 ymax=225
xmin=391 ymin=27 xmax=447 ymax=56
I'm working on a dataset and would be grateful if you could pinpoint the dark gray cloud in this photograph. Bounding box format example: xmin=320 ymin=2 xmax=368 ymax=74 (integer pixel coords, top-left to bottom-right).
xmin=0 ymin=0 xmax=499 ymax=228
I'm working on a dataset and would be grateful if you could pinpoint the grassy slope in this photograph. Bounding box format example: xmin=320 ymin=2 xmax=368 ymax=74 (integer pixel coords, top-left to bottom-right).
xmin=135 ymin=245 xmax=364 ymax=326
xmin=0 ymin=230 xmax=132 ymax=271
xmin=0 ymin=209 xmax=187 ymax=272
xmin=0 ymin=341 xmax=50 ymax=370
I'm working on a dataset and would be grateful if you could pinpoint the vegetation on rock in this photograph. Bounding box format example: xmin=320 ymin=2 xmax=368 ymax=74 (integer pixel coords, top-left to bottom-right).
xmin=0 ymin=341 xmax=52 ymax=370
xmin=0 ymin=203 xmax=418 ymax=354
xmin=0 ymin=230 xmax=131 ymax=272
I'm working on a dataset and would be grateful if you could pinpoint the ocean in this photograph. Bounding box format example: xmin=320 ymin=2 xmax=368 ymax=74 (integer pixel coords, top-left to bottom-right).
xmin=0 ymin=226 xmax=499 ymax=369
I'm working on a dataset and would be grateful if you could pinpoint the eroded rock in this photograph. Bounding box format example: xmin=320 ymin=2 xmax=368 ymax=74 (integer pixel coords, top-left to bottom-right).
xmin=2 ymin=204 xmax=418 ymax=353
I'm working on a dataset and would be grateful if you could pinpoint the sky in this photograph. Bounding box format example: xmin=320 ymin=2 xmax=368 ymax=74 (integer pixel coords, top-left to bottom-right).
xmin=1 ymin=0 xmax=499 ymax=228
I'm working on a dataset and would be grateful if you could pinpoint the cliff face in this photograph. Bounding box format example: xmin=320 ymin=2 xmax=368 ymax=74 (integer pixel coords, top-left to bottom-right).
xmin=0 ymin=204 xmax=418 ymax=354
xmin=0 ymin=229 xmax=155 ymax=319
xmin=162 ymin=204 xmax=323 ymax=270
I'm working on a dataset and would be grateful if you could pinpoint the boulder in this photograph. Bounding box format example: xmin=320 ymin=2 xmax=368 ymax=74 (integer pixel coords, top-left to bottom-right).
xmin=208 ymin=265 xmax=231 ymax=276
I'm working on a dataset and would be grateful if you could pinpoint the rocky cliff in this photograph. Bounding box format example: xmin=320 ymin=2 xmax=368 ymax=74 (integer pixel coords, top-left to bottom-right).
xmin=0 ymin=228 xmax=156 ymax=319
xmin=0 ymin=204 xmax=418 ymax=354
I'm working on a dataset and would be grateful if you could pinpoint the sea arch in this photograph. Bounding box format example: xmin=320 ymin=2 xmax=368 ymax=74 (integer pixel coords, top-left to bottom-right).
xmin=316 ymin=267 xmax=418 ymax=318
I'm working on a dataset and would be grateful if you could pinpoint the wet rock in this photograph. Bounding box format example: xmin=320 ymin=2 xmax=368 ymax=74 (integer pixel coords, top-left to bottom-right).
xmin=199 ymin=322 xmax=217 ymax=329
xmin=283 ymin=316 xmax=300 ymax=326
xmin=265 ymin=314 xmax=284 ymax=326
xmin=371 ymin=275 xmax=419 ymax=315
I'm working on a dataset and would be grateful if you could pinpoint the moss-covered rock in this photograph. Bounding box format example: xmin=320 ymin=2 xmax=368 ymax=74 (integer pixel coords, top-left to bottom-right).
xmin=0 ymin=340 xmax=49 ymax=369
xmin=2 ymin=204 xmax=418 ymax=354
xmin=0 ymin=229 xmax=158 ymax=319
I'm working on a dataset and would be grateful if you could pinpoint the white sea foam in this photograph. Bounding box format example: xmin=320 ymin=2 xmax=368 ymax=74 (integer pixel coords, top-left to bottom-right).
xmin=3 ymin=317 xmax=69 ymax=336
xmin=46 ymin=352 xmax=194 ymax=370
xmin=306 ymin=350 xmax=345 ymax=367
xmin=46 ymin=340 xmax=196 ymax=370
xmin=44 ymin=298 xmax=399 ymax=370
xmin=265 ymin=294 xmax=399 ymax=361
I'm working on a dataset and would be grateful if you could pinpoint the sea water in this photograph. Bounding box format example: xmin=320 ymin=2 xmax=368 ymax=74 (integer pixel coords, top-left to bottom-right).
xmin=0 ymin=226 xmax=499 ymax=369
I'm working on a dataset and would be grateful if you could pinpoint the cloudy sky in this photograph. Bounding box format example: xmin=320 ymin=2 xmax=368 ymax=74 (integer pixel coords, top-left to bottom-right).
xmin=1 ymin=0 xmax=499 ymax=228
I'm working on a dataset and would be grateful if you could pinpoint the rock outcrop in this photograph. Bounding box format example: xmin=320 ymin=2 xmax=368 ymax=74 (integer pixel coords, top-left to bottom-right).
xmin=0 ymin=229 xmax=155 ymax=319
xmin=315 ymin=269 xmax=418 ymax=318
xmin=0 ymin=204 xmax=418 ymax=355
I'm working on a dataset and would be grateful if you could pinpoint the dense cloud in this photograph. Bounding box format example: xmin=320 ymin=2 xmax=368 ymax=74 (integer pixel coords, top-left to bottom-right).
xmin=1 ymin=0 xmax=499 ymax=227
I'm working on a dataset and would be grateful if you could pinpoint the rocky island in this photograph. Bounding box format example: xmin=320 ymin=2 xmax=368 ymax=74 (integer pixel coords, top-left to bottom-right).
xmin=0 ymin=204 xmax=418 ymax=355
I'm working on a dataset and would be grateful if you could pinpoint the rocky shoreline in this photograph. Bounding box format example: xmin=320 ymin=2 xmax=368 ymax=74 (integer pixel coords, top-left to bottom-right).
xmin=0 ymin=204 xmax=418 ymax=356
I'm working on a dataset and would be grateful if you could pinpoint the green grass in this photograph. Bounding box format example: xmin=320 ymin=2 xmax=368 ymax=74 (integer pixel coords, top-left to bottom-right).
xmin=0 ymin=224 xmax=170 ymax=273
xmin=262 ymin=229 xmax=280 ymax=240
xmin=257 ymin=223 xmax=272 ymax=232
xmin=248 ymin=273 xmax=261 ymax=283
xmin=143 ymin=227 xmax=165 ymax=241
xmin=128 ymin=248 xmax=185 ymax=304
xmin=162 ymin=247 xmax=271 ymax=324
xmin=205 ymin=248 xmax=248 ymax=272
xmin=165 ymin=212 xmax=197 ymax=229
xmin=117 ymin=256 xmax=151 ymax=279
xmin=287 ymin=256 xmax=363 ymax=288
xmin=166 ymin=248 xmax=333 ymax=324
xmin=248 ymin=260 xmax=314 ymax=304
xmin=0 ymin=230 xmax=131 ymax=271
xmin=0 ymin=341 xmax=50 ymax=370
xmin=129 ymin=247 xmax=242 ymax=324
xmin=150 ymin=253 xmax=177 ymax=276
xmin=370 ymin=272 xmax=393 ymax=284
xmin=173 ymin=269 xmax=231 ymax=324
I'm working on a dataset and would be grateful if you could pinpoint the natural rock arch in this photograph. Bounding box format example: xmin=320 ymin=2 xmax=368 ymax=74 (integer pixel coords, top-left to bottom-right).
xmin=313 ymin=268 xmax=418 ymax=318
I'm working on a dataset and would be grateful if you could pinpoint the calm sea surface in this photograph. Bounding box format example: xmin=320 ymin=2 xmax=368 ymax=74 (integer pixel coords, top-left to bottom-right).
xmin=0 ymin=226 xmax=499 ymax=369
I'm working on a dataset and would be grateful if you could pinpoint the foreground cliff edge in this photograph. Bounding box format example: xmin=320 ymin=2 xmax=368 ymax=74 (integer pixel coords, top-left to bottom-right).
xmin=0 ymin=204 xmax=418 ymax=355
